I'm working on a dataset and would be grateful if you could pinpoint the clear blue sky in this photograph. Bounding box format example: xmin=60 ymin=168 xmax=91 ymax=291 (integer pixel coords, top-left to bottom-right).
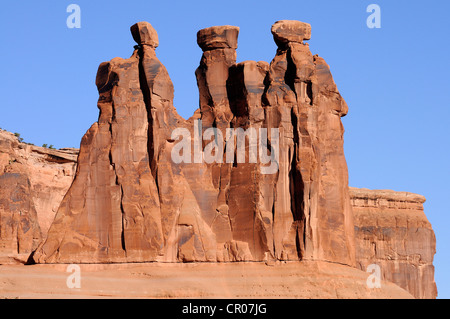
xmin=1 ymin=0 xmax=449 ymax=298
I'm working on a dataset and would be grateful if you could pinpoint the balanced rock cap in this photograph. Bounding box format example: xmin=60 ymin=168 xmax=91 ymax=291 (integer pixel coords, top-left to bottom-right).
xmin=197 ymin=25 xmax=239 ymax=51
xmin=271 ymin=20 xmax=311 ymax=47
xmin=131 ymin=21 xmax=159 ymax=48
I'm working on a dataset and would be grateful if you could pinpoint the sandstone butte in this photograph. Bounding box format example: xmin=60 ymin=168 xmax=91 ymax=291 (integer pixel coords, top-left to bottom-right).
xmin=0 ymin=20 xmax=437 ymax=299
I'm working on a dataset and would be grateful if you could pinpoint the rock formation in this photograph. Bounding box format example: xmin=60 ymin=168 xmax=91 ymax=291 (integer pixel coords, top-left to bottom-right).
xmin=0 ymin=129 xmax=77 ymax=263
xmin=31 ymin=20 xmax=355 ymax=266
xmin=0 ymin=20 xmax=436 ymax=298
xmin=351 ymin=187 xmax=437 ymax=299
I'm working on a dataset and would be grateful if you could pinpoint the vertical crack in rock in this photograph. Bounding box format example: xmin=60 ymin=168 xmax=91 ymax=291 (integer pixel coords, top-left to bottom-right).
xmin=284 ymin=46 xmax=297 ymax=100
xmin=107 ymin=93 xmax=126 ymax=255
xmin=119 ymin=185 xmax=126 ymax=252
xmin=290 ymin=106 xmax=305 ymax=259
xmin=137 ymin=45 xmax=157 ymax=181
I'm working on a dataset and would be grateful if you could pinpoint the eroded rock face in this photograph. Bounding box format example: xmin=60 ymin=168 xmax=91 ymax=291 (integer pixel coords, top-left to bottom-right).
xmin=0 ymin=130 xmax=77 ymax=263
xmin=351 ymin=187 xmax=437 ymax=299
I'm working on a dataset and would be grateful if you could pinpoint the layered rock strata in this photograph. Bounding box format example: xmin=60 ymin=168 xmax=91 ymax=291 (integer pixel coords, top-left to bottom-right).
xmin=351 ymin=187 xmax=437 ymax=299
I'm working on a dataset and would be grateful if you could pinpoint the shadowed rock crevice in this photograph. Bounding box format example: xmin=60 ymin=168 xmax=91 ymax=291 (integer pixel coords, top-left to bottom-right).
xmin=289 ymin=107 xmax=305 ymax=259
xmin=137 ymin=47 xmax=157 ymax=179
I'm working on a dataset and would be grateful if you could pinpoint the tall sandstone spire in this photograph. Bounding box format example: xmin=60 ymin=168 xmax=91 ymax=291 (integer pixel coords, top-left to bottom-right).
xmin=33 ymin=21 xmax=355 ymax=266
